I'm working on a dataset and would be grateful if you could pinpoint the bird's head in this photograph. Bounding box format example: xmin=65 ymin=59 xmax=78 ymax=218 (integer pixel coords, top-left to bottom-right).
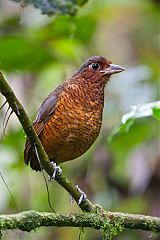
xmin=76 ymin=56 xmax=125 ymax=86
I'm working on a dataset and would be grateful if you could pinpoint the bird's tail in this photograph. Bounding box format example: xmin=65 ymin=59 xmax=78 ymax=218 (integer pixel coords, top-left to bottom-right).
xmin=24 ymin=139 xmax=41 ymax=171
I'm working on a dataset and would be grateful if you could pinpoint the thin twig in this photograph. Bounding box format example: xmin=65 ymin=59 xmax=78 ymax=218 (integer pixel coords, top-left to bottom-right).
xmin=0 ymin=100 xmax=7 ymax=110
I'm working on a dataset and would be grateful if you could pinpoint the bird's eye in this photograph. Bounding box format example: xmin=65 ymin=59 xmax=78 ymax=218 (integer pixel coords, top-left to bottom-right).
xmin=91 ymin=63 xmax=100 ymax=70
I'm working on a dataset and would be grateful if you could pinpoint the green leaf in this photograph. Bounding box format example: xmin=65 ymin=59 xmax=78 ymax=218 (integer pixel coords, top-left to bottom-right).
xmin=108 ymin=101 xmax=160 ymax=140
xmin=152 ymin=107 xmax=160 ymax=120
xmin=120 ymin=118 xmax=135 ymax=133
xmin=108 ymin=118 xmax=135 ymax=141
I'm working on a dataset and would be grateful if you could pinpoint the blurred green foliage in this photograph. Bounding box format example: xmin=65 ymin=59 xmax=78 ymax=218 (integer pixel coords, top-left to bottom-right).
xmin=152 ymin=107 xmax=160 ymax=120
xmin=0 ymin=0 xmax=160 ymax=239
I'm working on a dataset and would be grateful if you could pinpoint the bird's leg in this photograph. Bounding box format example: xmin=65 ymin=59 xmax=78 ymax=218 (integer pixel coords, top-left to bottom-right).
xmin=48 ymin=162 xmax=62 ymax=181
xmin=75 ymin=185 xmax=87 ymax=204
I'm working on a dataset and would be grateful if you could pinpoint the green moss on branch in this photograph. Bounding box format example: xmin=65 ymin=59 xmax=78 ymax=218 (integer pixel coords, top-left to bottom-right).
xmin=0 ymin=211 xmax=160 ymax=233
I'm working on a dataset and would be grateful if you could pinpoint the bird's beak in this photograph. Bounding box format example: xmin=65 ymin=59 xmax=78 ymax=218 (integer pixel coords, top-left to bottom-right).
xmin=100 ymin=64 xmax=125 ymax=75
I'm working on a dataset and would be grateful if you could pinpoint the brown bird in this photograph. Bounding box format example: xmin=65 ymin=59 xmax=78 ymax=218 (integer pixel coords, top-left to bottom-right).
xmin=24 ymin=56 xmax=124 ymax=171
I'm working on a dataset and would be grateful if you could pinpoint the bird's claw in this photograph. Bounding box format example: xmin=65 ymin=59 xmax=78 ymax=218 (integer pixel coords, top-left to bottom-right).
xmin=48 ymin=162 xmax=62 ymax=181
xmin=75 ymin=185 xmax=87 ymax=204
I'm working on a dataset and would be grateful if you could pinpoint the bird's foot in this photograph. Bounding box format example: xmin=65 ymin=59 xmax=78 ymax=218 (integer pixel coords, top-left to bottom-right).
xmin=48 ymin=162 xmax=62 ymax=181
xmin=75 ymin=185 xmax=87 ymax=204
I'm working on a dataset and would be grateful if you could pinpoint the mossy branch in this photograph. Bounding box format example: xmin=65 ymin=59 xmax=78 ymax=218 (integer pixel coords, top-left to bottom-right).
xmin=10 ymin=0 xmax=88 ymax=16
xmin=0 ymin=210 xmax=160 ymax=233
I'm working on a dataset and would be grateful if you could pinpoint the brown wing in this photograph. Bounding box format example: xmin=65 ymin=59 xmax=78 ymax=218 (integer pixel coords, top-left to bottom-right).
xmin=24 ymin=85 xmax=63 ymax=171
